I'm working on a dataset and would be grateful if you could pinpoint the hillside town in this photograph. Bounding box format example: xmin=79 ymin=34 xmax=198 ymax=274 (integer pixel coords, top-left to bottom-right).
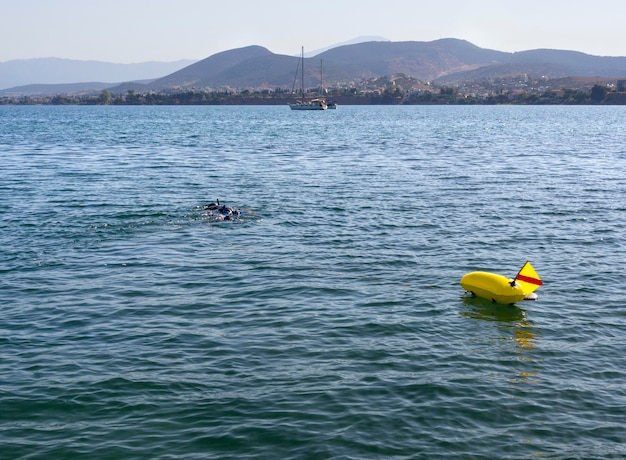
xmin=3 ymin=74 xmax=626 ymax=105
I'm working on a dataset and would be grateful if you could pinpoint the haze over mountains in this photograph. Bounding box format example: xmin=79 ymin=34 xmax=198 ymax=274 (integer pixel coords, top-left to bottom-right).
xmin=2 ymin=38 xmax=626 ymax=96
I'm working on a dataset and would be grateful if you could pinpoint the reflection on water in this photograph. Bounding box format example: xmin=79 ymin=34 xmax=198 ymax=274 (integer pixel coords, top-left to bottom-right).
xmin=460 ymin=295 xmax=528 ymax=323
xmin=460 ymin=295 xmax=536 ymax=348
xmin=514 ymin=328 xmax=535 ymax=349
xmin=460 ymin=294 xmax=539 ymax=383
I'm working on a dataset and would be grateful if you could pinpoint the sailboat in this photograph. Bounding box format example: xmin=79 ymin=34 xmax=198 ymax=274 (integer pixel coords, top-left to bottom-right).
xmin=289 ymin=47 xmax=327 ymax=110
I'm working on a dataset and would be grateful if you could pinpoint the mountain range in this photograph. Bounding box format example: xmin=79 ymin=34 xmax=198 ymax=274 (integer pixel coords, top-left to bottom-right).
xmin=0 ymin=58 xmax=195 ymax=92
xmin=2 ymin=39 xmax=626 ymax=97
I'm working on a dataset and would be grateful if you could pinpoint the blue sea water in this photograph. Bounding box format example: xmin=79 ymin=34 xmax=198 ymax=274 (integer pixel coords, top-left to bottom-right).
xmin=1 ymin=105 xmax=625 ymax=459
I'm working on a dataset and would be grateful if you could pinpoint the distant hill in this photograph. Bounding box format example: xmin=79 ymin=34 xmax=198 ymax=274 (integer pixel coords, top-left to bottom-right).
xmin=0 ymin=82 xmax=114 ymax=97
xmin=314 ymin=39 xmax=508 ymax=81
xmin=304 ymin=36 xmax=390 ymax=57
xmin=435 ymin=48 xmax=626 ymax=85
xmin=143 ymin=46 xmax=284 ymax=90
xmin=0 ymin=57 xmax=196 ymax=90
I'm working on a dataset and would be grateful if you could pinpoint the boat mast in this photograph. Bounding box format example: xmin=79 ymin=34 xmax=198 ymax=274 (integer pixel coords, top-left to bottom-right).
xmin=301 ymin=46 xmax=304 ymax=101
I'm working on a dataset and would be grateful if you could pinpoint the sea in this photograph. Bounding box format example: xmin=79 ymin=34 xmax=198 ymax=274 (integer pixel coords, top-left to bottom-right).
xmin=1 ymin=105 xmax=625 ymax=459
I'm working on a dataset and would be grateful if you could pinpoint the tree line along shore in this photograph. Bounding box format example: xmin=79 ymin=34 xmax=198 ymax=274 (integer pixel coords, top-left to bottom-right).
xmin=3 ymin=84 xmax=626 ymax=106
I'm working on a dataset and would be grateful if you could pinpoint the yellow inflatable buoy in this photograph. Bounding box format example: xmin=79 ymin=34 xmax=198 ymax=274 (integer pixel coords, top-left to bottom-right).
xmin=460 ymin=261 xmax=543 ymax=305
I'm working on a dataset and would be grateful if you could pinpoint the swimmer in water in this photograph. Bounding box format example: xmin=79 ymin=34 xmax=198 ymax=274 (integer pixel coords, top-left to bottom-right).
xmin=203 ymin=199 xmax=241 ymax=220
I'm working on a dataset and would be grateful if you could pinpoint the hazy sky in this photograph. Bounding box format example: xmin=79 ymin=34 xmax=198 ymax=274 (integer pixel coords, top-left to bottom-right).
xmin=3 ymin=0 xmax=626 ymax=63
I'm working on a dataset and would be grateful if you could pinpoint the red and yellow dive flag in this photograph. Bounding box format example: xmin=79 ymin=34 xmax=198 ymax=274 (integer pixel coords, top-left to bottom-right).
xmin=514 ymin=261 xmax=543 ymax=294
